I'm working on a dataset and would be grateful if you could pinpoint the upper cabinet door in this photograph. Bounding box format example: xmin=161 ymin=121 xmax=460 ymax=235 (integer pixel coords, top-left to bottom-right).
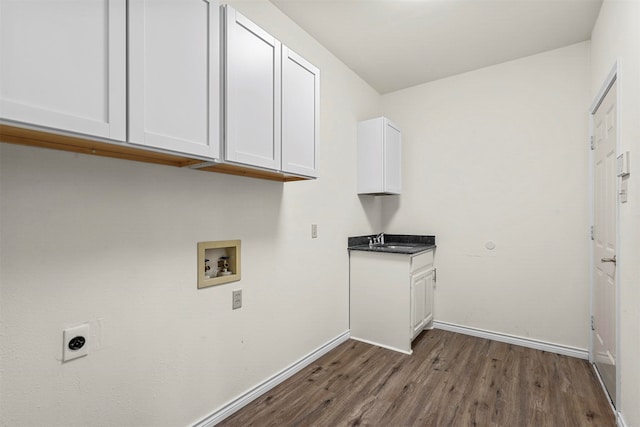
xmin=128 ymin=0 xmax=219 ymax=159
xmin=281 ymin=46 xmax=320 ymax=178
xmin=224 ymin=6 xmax=281 ymax=170
xmin=0 ymin=0 xmax=126 ymax=140
xmin=357 ymin=117 xmax=401 ymax=195
xmin=383 ymin=119 xmax=402 ymax=194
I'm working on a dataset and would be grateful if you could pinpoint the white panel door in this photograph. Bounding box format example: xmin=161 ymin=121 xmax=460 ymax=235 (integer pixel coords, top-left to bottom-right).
xmin=281 ymin=46 xmax=319 ymax=177
xmin=224 ymin=6 xmax=281 ymax=170
xmin=128 ymin=0 xmax=219 ymax=158
xmin=592 ymin=79 xmax=617 ymax=405
xmin=384 ymin=119 xmax=402 ymax=194
xmin=0 ymin=0 xmax=126 ymax=140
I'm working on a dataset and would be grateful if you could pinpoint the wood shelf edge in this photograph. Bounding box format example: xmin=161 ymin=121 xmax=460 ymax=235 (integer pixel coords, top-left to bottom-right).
xmin=0 ymin=124 xmax=201 ymax=167
xmin=0 ymin=124 xmax=314 ymax=183
xmin=194 ymin=163 xmax=311 ymax=182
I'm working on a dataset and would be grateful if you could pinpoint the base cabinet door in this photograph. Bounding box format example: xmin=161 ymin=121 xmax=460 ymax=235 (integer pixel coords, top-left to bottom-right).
xmin=0 ymin=0 xmax=126 ymax=140
xmin=411 ymin=268 xmax=434 ymax=339
xmin=128 ymin=0 xmax=220 ymax=158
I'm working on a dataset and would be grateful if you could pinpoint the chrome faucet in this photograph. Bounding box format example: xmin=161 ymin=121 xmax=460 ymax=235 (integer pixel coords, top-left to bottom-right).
xmin=368 ymin=233 xmax=385 ymax=247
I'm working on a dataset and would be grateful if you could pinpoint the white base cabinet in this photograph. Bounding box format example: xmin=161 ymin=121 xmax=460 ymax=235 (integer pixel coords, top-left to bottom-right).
xmin=350 ymin=249 xmax=434 ymax=354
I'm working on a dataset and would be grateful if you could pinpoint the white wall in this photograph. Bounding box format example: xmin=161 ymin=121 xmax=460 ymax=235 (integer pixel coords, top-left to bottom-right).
xmin=2 ymin=2 xmax=623 ymax=426
xmin=591 ymin=1 xmax=640 ymax=425
xmin=381 ymin=42 xmax=592 ymax=349
xmin=0 ymin=1 xmax=382 ymax=426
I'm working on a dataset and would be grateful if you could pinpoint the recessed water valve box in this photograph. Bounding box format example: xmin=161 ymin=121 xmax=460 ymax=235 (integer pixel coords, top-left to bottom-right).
xmin=198 ymin=240 xmax=241 ymax=289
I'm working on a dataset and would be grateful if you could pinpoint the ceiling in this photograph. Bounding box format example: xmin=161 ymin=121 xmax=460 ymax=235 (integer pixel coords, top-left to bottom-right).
xmin=269 ymin=0 xmax=603 ymax=94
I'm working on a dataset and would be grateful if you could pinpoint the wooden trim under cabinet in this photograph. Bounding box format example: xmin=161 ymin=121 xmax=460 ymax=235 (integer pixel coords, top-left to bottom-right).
xmin=0 ymin=124 xmax=201 ymax=167
xmin=0 ymin=124 xmax=312 ymax=182
xmin=193 ymin=162 xmax=308 ymax=182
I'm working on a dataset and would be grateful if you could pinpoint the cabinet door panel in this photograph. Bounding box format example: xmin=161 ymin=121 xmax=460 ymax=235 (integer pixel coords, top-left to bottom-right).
xmin=424 ymin=269 xmax=434 ymax=325
xmin=411 ymin=268 xmax=434 ymax=339
xmin=0 ymin=0 xmax=126 ymax=140
xmin=281 ymin=46 xmax=319 ymax=177
xmin=357 ymin=119 xmax=385 ymax=194
xmin=411 ymin=270 xmax=428 ymax=337
xmin=384 ymin=120 xmax=402 ymax=193
xmin=225 ymin=7 xmax=281 ymax=170
xmin=129 ymin=0 xmax=219 ymax=158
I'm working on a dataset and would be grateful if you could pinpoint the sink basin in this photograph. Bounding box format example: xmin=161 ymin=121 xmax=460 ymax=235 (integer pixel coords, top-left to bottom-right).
xmin=348 ymin=234 xmax=436 ymax=254
xmin=381 ymin=245 xmax=415 ymax=250
xmin=367 ymin=244 xmax=417 ymax=250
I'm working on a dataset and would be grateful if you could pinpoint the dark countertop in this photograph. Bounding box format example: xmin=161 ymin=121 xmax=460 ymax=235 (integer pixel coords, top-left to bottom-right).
xmin=348 ymin=234 xmax=436 ymax=255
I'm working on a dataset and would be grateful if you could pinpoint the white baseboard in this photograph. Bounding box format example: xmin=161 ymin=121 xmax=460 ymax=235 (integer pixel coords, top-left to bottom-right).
xmin=433 ymin=321 xmax=589 ymax=359
xmin=591 ymin=360 xmax=618 ymax=423
xmin=193 ymin=331 xmax=351 ymax=427
xmin=617 ymin=412 xmax=628 ymax=427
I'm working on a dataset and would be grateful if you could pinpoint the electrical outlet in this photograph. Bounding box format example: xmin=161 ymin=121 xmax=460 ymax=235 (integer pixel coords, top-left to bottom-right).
xmin=232 ymin=289 xmax=242 ymax=310
xmin=311 ymin=224 xmax=318 ymax=238
xmin=63 ymin=323 xmax=89 ymax=362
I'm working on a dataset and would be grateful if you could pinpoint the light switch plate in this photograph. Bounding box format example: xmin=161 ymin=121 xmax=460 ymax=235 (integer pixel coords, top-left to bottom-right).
xmin=617 ymin=151 xmax=630 ymax=177
xmin=63 ymin=323 xmax=89 ymax=362
xmin=311 ymin=224 xmax=318 ymax=238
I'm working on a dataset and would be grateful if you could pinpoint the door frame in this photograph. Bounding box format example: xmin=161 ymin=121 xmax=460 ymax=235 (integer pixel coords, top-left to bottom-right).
xmin=588 ymin=60 xmax=620 ymax=408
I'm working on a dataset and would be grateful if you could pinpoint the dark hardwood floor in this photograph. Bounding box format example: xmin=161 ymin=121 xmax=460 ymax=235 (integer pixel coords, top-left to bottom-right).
xmin=218 ymin=329 xmax=615 ymax=426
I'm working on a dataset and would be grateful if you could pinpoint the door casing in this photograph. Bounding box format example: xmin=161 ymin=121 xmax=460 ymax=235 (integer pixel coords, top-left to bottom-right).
xmin=588 ymin=61 xmax=620 ymax=409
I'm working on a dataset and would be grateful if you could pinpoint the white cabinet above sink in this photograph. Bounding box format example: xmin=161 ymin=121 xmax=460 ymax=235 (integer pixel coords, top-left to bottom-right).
xmin=357 ymin=117 xmax=402 ymax=195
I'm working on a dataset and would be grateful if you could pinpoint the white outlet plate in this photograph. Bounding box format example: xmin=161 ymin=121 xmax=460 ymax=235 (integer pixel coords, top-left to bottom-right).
xmin=232 ymin=289 xmax=242 ymax=310
xmin=63 ymin=323 xmax=89 ymax=362
xmin=311 ymin=224 xmax=318 ymax=238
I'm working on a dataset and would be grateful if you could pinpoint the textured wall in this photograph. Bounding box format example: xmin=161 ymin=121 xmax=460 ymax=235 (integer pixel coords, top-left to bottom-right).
xmin=0 ymin=1 xmax=382 ymax=425
xmin=591 ymin=1 xmax=640 ymax=425
xmin=381 ymin=42 xmax=591 ymax=349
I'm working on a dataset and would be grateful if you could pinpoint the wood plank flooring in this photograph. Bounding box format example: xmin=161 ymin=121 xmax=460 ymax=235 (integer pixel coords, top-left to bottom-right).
xmin=218 ymin=329 xmax=615 ymax=426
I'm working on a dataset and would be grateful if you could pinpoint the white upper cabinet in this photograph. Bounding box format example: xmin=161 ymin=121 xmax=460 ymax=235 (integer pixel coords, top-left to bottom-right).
xmin=357 ymin=117 xmax=402 ymax=195
xmin=224 ymin=6 xmax=281 ymax=170
xmin=0 ymin=0 xmax=126 ymax=140
xmin=281 ymin=47 xmax=320 ymax=178
xmin=128 ymin=0 xmax=219 ymax=158
xmin=223 ymin=5 xmax=320 ymax=177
